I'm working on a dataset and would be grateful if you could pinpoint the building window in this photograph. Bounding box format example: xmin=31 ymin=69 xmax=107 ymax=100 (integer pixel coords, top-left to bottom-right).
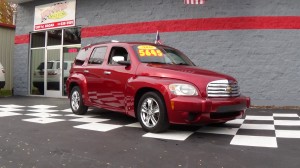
xmin=30 ymin=49 xmax=45 ymax=95
xmin=47 ymin=29 xmax=62 ymax=46
xmin=31 ymin=32 xmax=45 ymax=48
xmin=64 ymin=28 xmax=81 ymax=45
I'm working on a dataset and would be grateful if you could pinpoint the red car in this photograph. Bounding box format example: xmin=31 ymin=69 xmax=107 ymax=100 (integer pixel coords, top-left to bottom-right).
xmin=66 ymin=42 xmax=250 ymax=133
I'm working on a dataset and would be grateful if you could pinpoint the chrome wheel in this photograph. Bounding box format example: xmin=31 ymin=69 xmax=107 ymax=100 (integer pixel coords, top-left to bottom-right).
xmin=71 ymin=90 xmax=80 ymax=111
xmin=140 ymin=98 xmax=160 ymax=128
xmin=137 ymin=92 xmax=169 ymax=133
xmin=70 ymin=86 xmax=88 ymax=115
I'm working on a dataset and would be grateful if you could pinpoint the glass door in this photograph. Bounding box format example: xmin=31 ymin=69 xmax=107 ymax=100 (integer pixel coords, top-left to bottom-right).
xmin=62 ymin=46 xmax=81 ymax=96
xmin=45 ymin=48 xmax=62 ymax=97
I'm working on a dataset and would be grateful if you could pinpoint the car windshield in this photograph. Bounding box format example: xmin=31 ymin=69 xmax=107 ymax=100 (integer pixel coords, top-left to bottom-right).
xmin=133 ymin=45 xmax=194 ymax=66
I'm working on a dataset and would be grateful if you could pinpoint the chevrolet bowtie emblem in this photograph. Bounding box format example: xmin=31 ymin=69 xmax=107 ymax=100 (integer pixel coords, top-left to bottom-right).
xmin=226 ymin=86 xmax=232 ymax=93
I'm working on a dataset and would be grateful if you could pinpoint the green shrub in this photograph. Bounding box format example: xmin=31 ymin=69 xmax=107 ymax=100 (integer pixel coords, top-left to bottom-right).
xmin=0 ymin=90 xmax=12 ymax=97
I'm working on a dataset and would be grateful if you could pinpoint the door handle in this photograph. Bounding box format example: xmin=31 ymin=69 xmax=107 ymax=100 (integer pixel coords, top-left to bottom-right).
xmin=84 ymin=70 xmax=89 ymax=73
xmin=104 ymin=71 xmax=111 ymax=75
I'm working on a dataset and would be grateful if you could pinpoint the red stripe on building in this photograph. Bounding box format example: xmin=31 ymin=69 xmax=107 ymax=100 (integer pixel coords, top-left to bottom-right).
xmin=14 ymin=16 xmax=300 ymax=44
xmin=81 ymin=16 xmax=300 ymax=38
xmin=15 ymin=34 xmax=30 ymax=44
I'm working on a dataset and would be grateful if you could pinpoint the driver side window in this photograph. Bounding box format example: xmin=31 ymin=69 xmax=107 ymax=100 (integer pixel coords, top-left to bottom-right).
xmin=108 ymin=47 xmax=130 ymax=65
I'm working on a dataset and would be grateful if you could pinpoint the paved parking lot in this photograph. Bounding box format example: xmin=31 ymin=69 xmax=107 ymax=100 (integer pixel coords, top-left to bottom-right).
xmin=0 ymin=96 xmax=300 ymax=168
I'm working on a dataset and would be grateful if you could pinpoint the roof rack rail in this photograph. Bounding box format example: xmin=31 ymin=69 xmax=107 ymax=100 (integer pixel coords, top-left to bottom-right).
xmin=85 ymin=41 xmax=121 ymax=47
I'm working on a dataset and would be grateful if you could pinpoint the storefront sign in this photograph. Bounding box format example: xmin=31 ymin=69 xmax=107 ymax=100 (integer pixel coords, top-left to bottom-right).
xmin=34 ymin=0 xmax=76 ymax=31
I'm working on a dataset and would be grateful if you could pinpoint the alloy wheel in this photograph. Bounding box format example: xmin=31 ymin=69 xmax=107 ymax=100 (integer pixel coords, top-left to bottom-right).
xmin=71 ymin=90 xmax=80 ymax=111
xmin=140 ymin=97 xmax=160 ymax=128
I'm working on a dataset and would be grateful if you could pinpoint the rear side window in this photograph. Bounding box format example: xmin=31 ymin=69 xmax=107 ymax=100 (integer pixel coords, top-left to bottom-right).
xmin=88 ymin=47 xmax=107 ymax=64
xmin=75 ymin=48 xmax=89 ymax=65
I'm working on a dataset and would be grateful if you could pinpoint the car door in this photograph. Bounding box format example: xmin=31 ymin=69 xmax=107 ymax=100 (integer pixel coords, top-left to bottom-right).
xmin=84 ymin=46 xmax=108 ymax=105
xmin=100 ymin=46 xmax=136 ymax=112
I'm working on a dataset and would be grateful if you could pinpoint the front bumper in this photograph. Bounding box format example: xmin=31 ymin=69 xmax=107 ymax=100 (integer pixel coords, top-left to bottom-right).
xmin=167 ymin=95 xmax=250 ymax=124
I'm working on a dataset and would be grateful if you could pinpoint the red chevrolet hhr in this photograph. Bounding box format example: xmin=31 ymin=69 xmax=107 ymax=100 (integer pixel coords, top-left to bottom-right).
xmin=66 ymin=42 xmax=250 ymax=133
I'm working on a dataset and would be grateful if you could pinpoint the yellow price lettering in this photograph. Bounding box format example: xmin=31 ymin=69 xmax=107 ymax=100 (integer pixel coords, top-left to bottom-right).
xmin=139 ymin=50 xmax=145 ymax=56
xmin=145 ymin=50 xmax=152 ymax=56
xmin=151 ymin=50 xmax=157 ymax=56
xmin=138 ymin=49 xmax=163 ymax=57
xmin=156 ymin=50 xmax=163 ymax=56
xmin=138 ymin=45 xmax=157 ymax=50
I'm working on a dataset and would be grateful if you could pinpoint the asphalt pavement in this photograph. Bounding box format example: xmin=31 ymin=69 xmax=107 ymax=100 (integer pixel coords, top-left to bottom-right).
xmin=0 ymin=96 xmax=299 ymax=168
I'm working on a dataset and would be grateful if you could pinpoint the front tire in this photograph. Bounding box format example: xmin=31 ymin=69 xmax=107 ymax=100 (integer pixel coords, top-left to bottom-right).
xmin=137 ymin=92 xmax=169 ymax=133
xmin=70 ymin=86 xmax=88 ymax=115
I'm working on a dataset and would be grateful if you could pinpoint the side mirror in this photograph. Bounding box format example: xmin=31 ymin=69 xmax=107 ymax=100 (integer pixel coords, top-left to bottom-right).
xmin=112 ymin=56 xmax=131 ymax=66
xmin=112 ymin=56 xmax=125 ymax=62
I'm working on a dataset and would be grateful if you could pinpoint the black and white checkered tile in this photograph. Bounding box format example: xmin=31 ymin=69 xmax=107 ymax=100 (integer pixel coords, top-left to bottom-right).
xmin=0 ymin=104 xmax=300 ymax=148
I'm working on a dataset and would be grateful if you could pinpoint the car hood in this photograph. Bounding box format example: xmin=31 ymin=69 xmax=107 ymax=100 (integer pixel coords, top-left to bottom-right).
xmin=136 ymin=63 xmax=237 ymax=96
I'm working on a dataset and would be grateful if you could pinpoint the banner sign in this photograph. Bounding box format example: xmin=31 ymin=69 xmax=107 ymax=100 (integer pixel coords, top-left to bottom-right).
xmin=34 ymin=0 xmax=76 ymax=31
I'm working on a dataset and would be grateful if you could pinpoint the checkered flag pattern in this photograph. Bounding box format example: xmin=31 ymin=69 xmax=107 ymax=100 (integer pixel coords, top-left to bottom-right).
xmin=1 ymin=104 xmax=300 ymax=148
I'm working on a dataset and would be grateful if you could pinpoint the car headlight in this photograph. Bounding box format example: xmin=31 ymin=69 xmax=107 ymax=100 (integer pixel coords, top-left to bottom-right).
xmin=169 ymin=84 xmax=198 ymax=96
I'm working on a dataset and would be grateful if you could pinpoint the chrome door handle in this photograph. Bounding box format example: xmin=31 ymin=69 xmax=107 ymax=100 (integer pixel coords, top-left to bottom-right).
xmin=84 ymin=70 xmax=89 ymax=73
xmin=104 ymin=71 xmax=111 ymax=75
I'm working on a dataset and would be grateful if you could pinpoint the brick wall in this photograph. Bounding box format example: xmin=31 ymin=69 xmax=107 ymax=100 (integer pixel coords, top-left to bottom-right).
xmin=14 ymin=0 xmax=300 ymax=106
xmin=13 ymin=44 xmax=29 ymax=95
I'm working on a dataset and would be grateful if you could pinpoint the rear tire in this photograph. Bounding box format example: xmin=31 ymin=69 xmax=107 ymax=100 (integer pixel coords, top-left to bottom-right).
xmin=137 ymin=92 xmax=169 ymax=133
xmin=70 ymin=86 xmax=88 ymax=115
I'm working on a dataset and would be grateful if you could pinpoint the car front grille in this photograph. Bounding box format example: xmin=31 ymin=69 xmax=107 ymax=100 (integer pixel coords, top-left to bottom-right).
xmin=207 ymin=80 xmax=240 ymax=98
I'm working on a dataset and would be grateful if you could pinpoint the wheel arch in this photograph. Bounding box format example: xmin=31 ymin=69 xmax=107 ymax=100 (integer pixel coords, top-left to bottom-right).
xmin=66 ymin=74 xmax=89 ymax=105
xmin=68 ymin=82 xmax=79 ymax=96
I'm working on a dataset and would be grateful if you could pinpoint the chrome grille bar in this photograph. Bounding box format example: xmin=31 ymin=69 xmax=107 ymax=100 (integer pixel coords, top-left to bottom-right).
xmin=207 ymin=80 xmax=240 ymax=97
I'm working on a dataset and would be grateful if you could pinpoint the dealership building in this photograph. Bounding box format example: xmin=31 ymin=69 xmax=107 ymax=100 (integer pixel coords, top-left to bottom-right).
xmin=8 ymin=0 xmax=300 ymax=106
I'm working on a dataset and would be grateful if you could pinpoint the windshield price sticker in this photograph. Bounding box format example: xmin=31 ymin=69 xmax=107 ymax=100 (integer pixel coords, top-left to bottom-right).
xmin=138 ymin=45 xmax=157 ymax=50
xmin=137 ymin=45 xmax=163 ymax=57
xmin=138 ymin=49 xmax=163 ymax=57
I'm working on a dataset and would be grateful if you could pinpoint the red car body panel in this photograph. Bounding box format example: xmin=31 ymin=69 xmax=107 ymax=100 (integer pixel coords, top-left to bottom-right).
xmin=66 ymin=42 xmax=250 ymax=125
